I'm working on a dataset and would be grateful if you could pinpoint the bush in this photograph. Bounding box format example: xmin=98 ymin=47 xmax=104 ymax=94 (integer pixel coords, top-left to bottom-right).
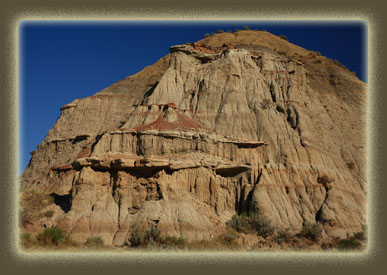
xmin=36 ymin=228 xmax=66 ymax=246
xmin=128 ymin=224 xmax=186 ymax=248
xmin=353 ymin=224 xmax=367 ymax=241
xmin=277 ymin=50 xmax=287 ymax=56
xmin=129 ymin=224 xmax=161 ymax=247
xmin=204 ymin=33 xmax=210 ymax=38
xmin=226 ymin=212 xmax=274 ymax=238
xmin=279 ymin=35 xmax=288 ymax=41
xmin=226 ymin=30 xmax=232 ymax=33
xmin=353 ymin=231 xmax=366 ymax=241
xmin=128 ymin=228 xmax=147 ymax=247
xmin=274 ymin=228 xmax=292 ymax=244
xmin=85 ymin=236 xmax=104 ymax=247
xmin=217 ymin=30 xmax=224 ymax=33
xmin=317 ymin=175 xmax=333 ymax=187
xmin=219 ymin=228 xmax=239 ymax=244
xmin=338 ymin=235 xmax=362 ymax=250
xmin=300 ymin=223 xmax=323 ymax=242
xmin=226 ymin=214 xmax=250 ymax=233
xmin=243 ymin=25 xmax=250 ymax=30
xmin=249 ymin=213 xmax=274 ymax=238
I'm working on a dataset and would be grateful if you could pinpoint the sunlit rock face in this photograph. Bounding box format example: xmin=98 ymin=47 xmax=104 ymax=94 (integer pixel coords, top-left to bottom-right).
xmin=20 ymin=30 xmax=367 ymax=246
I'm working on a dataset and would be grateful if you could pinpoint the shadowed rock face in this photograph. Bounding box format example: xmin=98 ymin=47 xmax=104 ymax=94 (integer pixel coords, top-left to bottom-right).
xmin=20 ymin=30 xmax=367 ymax=246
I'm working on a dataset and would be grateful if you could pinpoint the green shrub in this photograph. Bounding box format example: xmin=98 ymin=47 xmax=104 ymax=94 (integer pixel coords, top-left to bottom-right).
xmin=300 ymin=223 xmax=323 ymax=242
xmin=36 ymin=228 xmax=66 ymax=246
xmin=353 ymin=231 xmax=366 ymax=241
xmin=338 ymin=235 xmax=362 ymax=250
xmin=129 ymin=224 xmax=162 ymax=247
xmin=85 ymin=236 xmax=104 ymax=247
xmin=226 ymin=212 xmax=274 ymax=238
xmin=226 ymin=214 xmax=250 ymax=233
xmin=128 ymin=224 xmax=187 ymax=249
xmin=274 ymin=228 xmax=292 ymax=244
xmin=128 ymin=228 xmax=147 ymax=247
xmin=249 ymin=213 xmax=274 ymax=238
xmin=353 ymin=224 xmax=367 ymax=241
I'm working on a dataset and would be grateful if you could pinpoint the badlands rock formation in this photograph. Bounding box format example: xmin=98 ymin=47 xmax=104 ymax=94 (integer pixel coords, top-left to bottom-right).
xmin=20 ymin=30 xmax=367 ymax=246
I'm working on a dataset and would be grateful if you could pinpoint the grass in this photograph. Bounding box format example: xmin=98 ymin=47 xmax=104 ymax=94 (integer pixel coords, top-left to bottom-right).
xmin=20 ymin=189 xmax=55 ymax=226
xmin=85 ymin=236 xmax=104 ymax=247
xmin=219 ymin=228 xmax=239 ymax=244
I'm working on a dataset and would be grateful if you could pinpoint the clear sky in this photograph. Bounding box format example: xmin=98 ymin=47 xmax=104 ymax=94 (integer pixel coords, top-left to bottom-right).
xmin=18 ymin=21 xmax=367 ymax=174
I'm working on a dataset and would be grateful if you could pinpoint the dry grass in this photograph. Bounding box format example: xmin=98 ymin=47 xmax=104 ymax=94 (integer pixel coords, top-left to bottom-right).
xmin=20 ymin=189 xmax=55 ymax=226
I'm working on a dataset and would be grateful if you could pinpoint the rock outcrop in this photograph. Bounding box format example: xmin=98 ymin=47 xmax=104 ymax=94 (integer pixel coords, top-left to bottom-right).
xmin=20 ymin=30 xmax=367 ymax=246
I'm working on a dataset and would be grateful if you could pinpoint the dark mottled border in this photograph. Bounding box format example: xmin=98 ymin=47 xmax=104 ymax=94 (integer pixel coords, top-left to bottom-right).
xmin=1 ymin=1 xmax=385 ymax=274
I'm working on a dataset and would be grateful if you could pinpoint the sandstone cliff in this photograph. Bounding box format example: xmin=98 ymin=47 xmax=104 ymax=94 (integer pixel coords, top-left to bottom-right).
xmin=20 ymin=30 xmax=367 ymax=247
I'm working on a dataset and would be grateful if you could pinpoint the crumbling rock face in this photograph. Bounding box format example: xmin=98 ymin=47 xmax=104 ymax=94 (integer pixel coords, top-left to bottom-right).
xmin=20 ymin=31 xmax=366 ymax=246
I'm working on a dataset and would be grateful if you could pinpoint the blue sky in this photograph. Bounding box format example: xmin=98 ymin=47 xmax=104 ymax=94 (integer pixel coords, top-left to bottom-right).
xmin=18 ymin=21 xmax=367 ymax=174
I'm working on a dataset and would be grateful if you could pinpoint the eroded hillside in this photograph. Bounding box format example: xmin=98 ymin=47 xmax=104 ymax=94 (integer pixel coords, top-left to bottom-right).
xmin=20 ymin=30 xmax=367 ymax=248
